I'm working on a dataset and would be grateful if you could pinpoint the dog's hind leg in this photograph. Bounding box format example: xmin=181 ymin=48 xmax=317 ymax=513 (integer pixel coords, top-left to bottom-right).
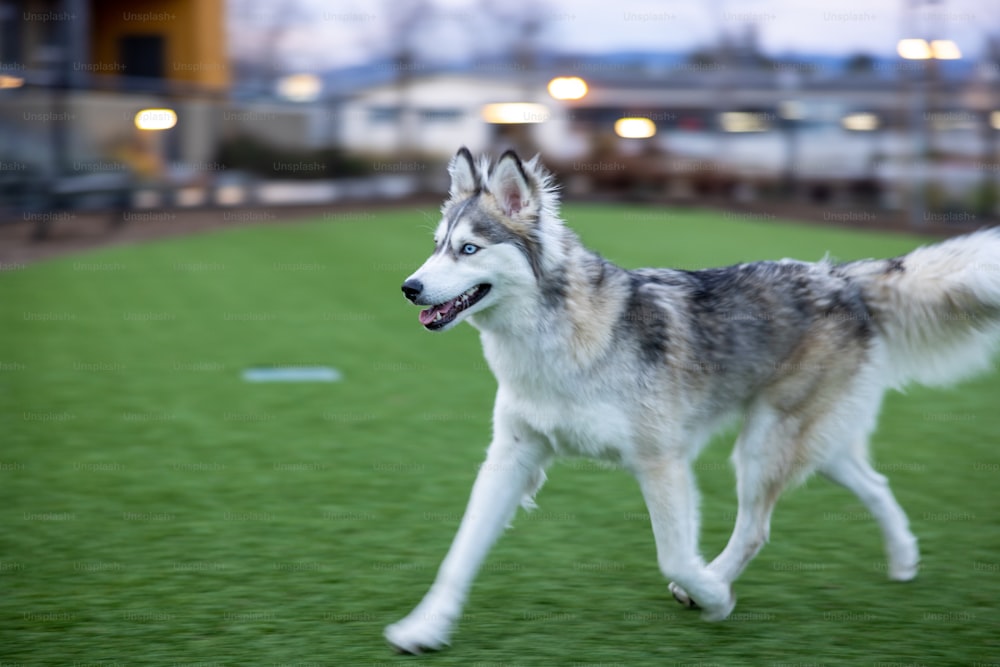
xmin=820 ymin=448 xmax=919 ymax=581
xmin=636 ymin=454 xmax=736 ymax=621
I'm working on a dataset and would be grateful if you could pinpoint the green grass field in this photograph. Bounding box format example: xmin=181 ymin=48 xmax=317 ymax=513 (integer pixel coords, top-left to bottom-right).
xmin=2 ymin=205 xmax=999 ymax=666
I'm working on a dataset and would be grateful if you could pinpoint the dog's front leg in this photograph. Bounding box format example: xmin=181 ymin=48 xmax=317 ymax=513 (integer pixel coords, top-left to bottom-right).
xmin=385 ymin=432 xmax=546 ymax=654
xmin=635 ymin=455 xmax=736 ymax=622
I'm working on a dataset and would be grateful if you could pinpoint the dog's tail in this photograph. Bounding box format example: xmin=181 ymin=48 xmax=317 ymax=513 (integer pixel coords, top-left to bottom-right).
xmin=841 ymin=228 xmax=1000 ymax=389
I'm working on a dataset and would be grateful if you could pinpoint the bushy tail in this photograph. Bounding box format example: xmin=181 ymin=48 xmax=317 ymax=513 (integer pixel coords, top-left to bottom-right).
xmin=841 ymin=228 xmax=1000 ymax=389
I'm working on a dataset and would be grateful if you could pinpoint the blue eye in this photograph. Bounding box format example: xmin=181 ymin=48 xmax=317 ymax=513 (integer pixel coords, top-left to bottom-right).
xmin=461 ymin=244 xmax=479 ymax=255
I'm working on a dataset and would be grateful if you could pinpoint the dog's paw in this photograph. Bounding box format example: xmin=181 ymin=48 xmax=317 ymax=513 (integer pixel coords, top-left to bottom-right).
xmin=698 ymin=587 xmax=736 ymax=622
xmin=887 ymin=536 xmax=919 ymax=582
xmin=669 ymin=582 xmax=698 ymax=609
xmin=889 ymin=561 xmax=918 ymax=582
xmin=384 ymin=615 xmax=452 ymax=655
xmin=668 ymin=581 xmax=735 ymax=621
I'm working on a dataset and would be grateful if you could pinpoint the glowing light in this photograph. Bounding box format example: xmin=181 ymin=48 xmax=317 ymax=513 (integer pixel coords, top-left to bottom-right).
xmin=841 ymin=112 xmax=880 ymax=132
xmin=719 ymin=111 xmax=769 ymax=133
xmin=481 ymin=102 xmax=550 ymax=124
xmin=547 ymin=76 xmax=588 ymax=101
xmin=277 ymin=73 xmax=322 ymax=102
xmin=990 ymin=111 xmax=1000 ymax=131
xmin=930 ymin=40 xmax=961 ymax=60
xmin=614 ymin=117 xmax=656 ymax=139
xmin=134 ymin=108 xmax=177 ymax=131
xmin=0 ymin=75 xmax=24 ymax=89
xmin=897 ymin=39 xmax=932 ymax=60
xmin=215 ymin=184 xmax=245 ymax=205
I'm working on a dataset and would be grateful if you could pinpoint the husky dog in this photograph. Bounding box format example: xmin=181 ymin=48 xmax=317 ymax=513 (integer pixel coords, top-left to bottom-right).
xmin=387 ymin=147 xmax=1000 ymax=653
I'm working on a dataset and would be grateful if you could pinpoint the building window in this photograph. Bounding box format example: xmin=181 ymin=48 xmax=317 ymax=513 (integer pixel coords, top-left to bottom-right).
xmin=368 ymin=106 xmax=401 ymax=123
xmin=418 ymin=108 xmax=462 ymax=122
xmin=119 ymin=35 xmax=165 ymax=80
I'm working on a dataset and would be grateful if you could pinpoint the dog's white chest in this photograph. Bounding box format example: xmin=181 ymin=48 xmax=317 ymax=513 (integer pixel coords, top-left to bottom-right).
xmin=506 ymin=390 xmax=633 ymax=461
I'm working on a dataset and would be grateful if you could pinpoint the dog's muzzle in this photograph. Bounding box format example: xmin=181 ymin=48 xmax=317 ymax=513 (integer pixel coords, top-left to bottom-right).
xmin=401 ymin=278 xmax=423 ymax=303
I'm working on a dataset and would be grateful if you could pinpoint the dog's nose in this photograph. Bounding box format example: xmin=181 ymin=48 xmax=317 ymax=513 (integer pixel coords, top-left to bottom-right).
xmin=401 ymin=278 xmax=423 ymax=302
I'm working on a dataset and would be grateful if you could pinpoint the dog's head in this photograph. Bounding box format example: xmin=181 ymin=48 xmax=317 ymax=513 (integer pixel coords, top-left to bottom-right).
xmin=401 ymin=148 xmax=559 ymax=332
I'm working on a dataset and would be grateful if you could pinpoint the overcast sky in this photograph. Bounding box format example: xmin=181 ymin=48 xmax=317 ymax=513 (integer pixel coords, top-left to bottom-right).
xmin=230 ymin=0 xmax=998 ymax=70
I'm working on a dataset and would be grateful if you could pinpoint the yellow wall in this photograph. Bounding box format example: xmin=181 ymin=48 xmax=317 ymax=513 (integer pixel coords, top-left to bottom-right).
xmin=90 ymin=0 xmax=228 ymax=90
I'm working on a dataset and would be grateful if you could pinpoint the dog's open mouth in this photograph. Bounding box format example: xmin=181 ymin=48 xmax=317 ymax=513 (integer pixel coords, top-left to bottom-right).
xmin=419 ymin=284 xmax=491 ymax=330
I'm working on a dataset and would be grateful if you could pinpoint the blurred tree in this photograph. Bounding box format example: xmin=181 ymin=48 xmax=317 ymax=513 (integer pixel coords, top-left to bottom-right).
xmin=476 ymin=0 xmax=551 ymax=155
xmin=686 ymin=49 xmax=721 ymax=68
xmin=377 ymin=0 xmax=433 ymax=156
xmin=478 ymin=0 xmax=548 ymax=74
xmin=844 ymin=52 xmax=876 ymax=75
xmin=229 ymin=0 xmax=304 ymax=97
xmin=687 ymin=25 xmax=773 ymax=71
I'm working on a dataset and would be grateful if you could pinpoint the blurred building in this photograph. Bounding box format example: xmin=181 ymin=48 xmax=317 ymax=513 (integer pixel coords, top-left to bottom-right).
xmin=340 ymin=64 xmax=998 ymax=214
xmin=2 ymin=0 xmax=228 ymax=90
xmin=341 ymin=68 xmax=985 ymax=165
xmin=2 ymin=0 xmax=228 ymax=161
xmin=1 ymin=3 xmax=997 ymax=221
xmin=340 ymin=73 xmax=586 ymax=158
xmin=89 ymin=0 xmax=228 ymax=92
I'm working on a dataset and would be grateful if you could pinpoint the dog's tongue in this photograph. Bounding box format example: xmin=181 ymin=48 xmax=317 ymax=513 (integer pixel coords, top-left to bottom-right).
xmin=418 ymin=307 xmax=439 ymax=326
xmin=419 ymin=299 xmax=456 ymax=326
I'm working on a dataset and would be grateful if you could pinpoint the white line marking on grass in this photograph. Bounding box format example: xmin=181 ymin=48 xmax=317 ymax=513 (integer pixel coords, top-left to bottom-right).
xmin=242 ymin=366 xmax=342 ymax=382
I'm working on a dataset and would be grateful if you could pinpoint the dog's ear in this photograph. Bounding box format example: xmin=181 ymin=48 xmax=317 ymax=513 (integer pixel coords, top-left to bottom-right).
xmin=488 ymin=150 xmax=533 ymax=217
xmin=448 ymin=147 xmax=479 ymax=199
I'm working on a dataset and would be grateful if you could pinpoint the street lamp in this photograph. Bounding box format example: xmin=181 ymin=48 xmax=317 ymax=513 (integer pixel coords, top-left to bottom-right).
xmin=481 ymin=103 xmax=550 ymax=124
xmin=897 ymin=38 xmax=961 ymax=61
xmin=547 ymin=76 xmax=588 ymax=101
xmin=614 ymin=117 xmax=656 ymax=139
xmin=778 ymin=69 xmax=803 ymax=195
xmin=276 ymin=73 xmax=322 ymax=103
xmin=134 ymin=108 xmax=178 ymax=131
xmin=841 ymin=112 xmax=880 ymax=132
xmin=897 ymin=37 xmax=961 ymax=226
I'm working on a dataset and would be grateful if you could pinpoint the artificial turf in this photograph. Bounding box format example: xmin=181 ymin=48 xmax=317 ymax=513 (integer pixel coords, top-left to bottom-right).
xmin=2 ymin=204 xmax=998 ymax=665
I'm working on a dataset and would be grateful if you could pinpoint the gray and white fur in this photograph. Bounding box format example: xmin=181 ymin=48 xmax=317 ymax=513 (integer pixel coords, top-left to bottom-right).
xmin=387 ymin=147 xmax=1000 ymax=653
